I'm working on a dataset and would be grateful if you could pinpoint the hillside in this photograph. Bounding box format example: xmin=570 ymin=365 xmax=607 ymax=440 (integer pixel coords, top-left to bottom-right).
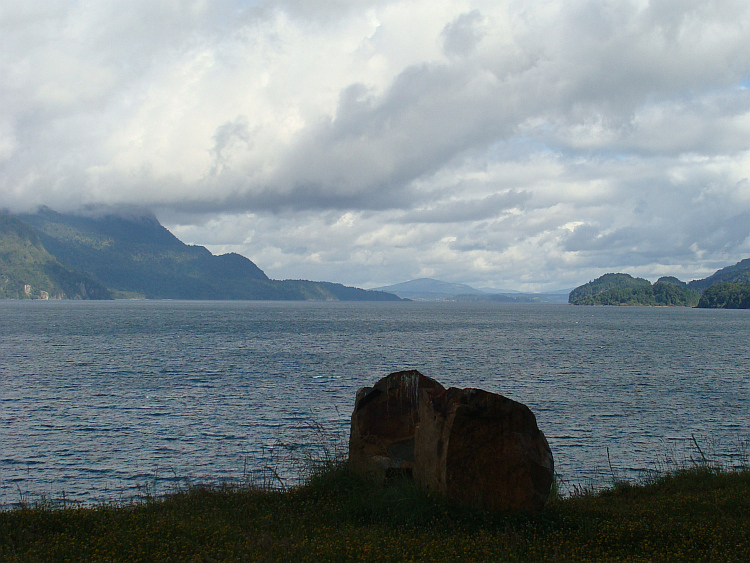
xmin=4 ymin=209 xmax=400 ymax=301
xmin=373 ymin=278 xmax=483 ymax=301
xmin=0 ymin=214 xmax=111 ymax=299
xmin=570 ymin=260 xmax=750 ymax=307
xmin=373 ymin=278 xmax=569 ymax=303
xmin=696 ymin=282 xmax=750 ymax=309
xmin=570 ymin=277 xmax=701 ymax=306
xmin=688 ymin=258 xmax=750 ymax=292
xmin=568 ymin=273 xmax=652 ymax=304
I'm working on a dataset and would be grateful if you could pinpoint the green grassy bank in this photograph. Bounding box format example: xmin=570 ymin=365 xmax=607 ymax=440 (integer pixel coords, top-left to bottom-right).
xmin=2 ymin=462 xmax=749 ymax=562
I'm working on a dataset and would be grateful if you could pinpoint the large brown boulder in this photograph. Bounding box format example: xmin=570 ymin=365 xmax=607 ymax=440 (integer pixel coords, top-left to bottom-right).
xmin=414 ymin=387 xmax=554 ymax=513
xmin=349 ymin=370 xmax=445 ymax=480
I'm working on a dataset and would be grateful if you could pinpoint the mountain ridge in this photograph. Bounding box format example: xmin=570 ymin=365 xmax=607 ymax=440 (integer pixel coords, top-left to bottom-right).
xmin=569 ymin=263 xmax=750 ymax=308
xmin=373 ymin=277 xmax=569 ymax=303
xmin=373 ymin=278 xmax=483 ymax=301
xmin=0 ymin=214 xmax=111 ymax=299
xmin=2 ymin=209 xmax=400 ymax=301
xmin=9 ymin=207 xmax=747 ymax=305
xmin=687 ymin=258 xmax=750 ymax=292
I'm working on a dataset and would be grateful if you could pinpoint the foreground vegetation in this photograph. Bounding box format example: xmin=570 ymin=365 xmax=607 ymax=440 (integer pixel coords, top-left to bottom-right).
xmin=2 ymin=461 xmax=749 ymax=562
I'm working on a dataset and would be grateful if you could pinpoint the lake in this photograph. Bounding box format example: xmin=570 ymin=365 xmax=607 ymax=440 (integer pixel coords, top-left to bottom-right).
xmin=1 ymin=300 xmax=748 ymax=507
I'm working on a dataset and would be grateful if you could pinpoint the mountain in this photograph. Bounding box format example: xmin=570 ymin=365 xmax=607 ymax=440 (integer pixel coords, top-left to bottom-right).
xmin=569 ymin=259 xmax=750 ymax=307
xmin=373 ymin=278 xmax=483 ymax=301
xmin=568 ymin=273 xmax=651 ymax=304
xmin=4 ymin=208 xmax=400 ymax=301
xmin=17 ymin=207 xmax=267 ymax=299
xmin=687 ymin=258 xmax=750 ymax=292
xmin=570 ymin=278 xmax=701 ymax=306
xmin=475 ymin=287 xmax=521 ymax=294
xmin=569 ymin=273 xmax=700 ymax=306
xmin=374 ymin=277 xmax=570 ymax=303
xmin=656 ymin=276 xmax=688 ymax=288
xmin=449 ymin=292 xmax=570 ymax=304
xmin=696 ymin=282 xmax=750 ymax=309
xmin=0 ymin=214 xmax=111 ymax=299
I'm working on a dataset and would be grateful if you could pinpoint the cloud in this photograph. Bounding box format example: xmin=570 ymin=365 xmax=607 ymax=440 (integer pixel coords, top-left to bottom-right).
xmin=441 ymin=10 xmax=486 ymax=59
xmin=2 ymin=0 xmax=750 ymax=289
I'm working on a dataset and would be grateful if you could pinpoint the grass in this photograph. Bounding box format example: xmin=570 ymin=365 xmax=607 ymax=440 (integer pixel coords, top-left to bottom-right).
xmin=1 ymin=456 xmax=750 ymax=562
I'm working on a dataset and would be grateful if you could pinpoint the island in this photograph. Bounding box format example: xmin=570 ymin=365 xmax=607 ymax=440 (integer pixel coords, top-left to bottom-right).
xmin=569 ymin=263 xmax=750 ymax=308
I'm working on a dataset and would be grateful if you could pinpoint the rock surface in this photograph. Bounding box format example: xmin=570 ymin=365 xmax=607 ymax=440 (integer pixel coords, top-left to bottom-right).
xmin=414 ymin=387 xmax=554 ymax=513
xmin=348 ymin=370 xmax=445 ymax=480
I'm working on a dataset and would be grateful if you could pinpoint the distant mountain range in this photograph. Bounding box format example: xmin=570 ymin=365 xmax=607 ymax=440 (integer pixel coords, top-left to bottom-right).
xmin=8 ymin=206 xmax=746 ymax=307
xmin=569 ymin=263 xmax=750 ymax=308
xmin=377 ymin=260 xmax=750 ymax=307
xmin=1 ymin=208 xmax=401 ymax=301
xmin=373 ymin=278 xmax=483 ymax=301
xmin=373 ymin=278 xmax=570 ymax=303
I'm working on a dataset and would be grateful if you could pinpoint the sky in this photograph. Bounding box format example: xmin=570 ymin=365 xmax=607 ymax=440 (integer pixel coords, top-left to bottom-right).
xmin=2 ymin=0 xmax=750 ymax=291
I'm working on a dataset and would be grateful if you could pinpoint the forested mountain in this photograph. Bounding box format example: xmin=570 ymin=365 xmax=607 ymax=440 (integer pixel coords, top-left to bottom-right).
xmin=696 ymin=283 xmax=750 ymax=309
xmin=0 ymin=214 xmax=111 ymax=299
xmin=656 ymin=276 xmax=688 ymax=287
xmin=570 ymin=260 xmax=750 ymax=308
xmin=17 ymin=208 xmax=268 ymax=299
xmin=2 ymin=209 xmax=400 ymax=301
xmin=9 ymin=206 xmax=750 ymax=306
xmin=568 ymin=273 xmax=652 ymax=303
xmin=570 ymin=278 xmax=700 ymax=306
xmin=687 ymin=258 xmax=750 ymax=292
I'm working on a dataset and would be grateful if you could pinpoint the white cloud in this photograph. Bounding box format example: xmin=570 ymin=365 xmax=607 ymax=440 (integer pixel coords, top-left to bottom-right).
xmin=2 ymin=0 xmax=750 ymax=290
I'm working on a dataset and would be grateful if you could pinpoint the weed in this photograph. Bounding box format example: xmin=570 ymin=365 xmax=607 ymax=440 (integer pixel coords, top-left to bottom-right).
xmin=3 ymin=434 xmax=750 ymax=561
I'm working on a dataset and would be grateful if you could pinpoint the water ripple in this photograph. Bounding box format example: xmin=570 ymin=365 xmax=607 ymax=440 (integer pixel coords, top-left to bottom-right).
xmin=1 ymin=301 xmax=748 ymax=506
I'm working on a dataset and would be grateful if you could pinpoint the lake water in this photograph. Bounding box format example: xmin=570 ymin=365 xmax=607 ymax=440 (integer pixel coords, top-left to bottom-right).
xmin=1 ymin=300 xmax=748 ymax=507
